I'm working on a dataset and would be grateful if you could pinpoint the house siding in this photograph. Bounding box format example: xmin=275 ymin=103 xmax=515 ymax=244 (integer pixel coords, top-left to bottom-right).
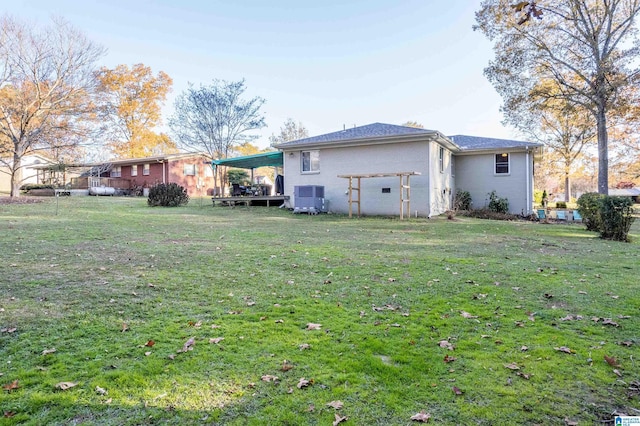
xmin=283 ymin=140 xmax=450 ymax=217
xmin=455 ymin=151 xmax=533 ymax=215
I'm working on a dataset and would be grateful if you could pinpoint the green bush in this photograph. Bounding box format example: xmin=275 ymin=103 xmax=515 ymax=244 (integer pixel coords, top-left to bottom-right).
xmin=487 ymin=190 xmax=509 ymax=214
xmin=227 ymin=169 xmax=250 ymax=185
xmin=534 ymin=190 xmax=544 ymax=204
xmin=454 ymin=190 xmax=472 ymax=210
xmin=459 ymin=208 xmax=519 ymax=221
xmin=147 ymin=183 xmax=189 ymax=207
xmin=555 ymin=201 xmax=567 ymax=209
xmin=20 ymin=184 xmax=54 ymax=191
xmin=577 ymin=192 xmax=603 ymax=232
xmin=598 ymin=196 xmax=635 ymax=242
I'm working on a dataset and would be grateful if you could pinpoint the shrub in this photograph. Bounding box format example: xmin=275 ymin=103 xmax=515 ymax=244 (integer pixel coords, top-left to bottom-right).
xmin=577 ymin=192 xmax=603 ymax=232
xmin=227 ymin=169 xmax=250 ymax=185
xmin=487 ymin=190 xmax=509 ymax=214
xmin=147 ymin=183 xmax=189 ymax=207
xmin=555 ymin=201 xmax=567 ymax=209
xmin=598 ymin=196 xmax=635 ymax=242
xmin=20 ymin=184 xmax=54 ymax=191
xmin=454 ymin=190 xmax=472 ymax=210
xmin=534 ymin=190 xmax=544 ymax=204
xmin=459 ymin=208 xmax=519 ymax=221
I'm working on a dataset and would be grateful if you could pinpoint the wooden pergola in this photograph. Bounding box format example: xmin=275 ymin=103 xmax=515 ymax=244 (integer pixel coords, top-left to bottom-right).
xmin=338 ymin=172 xmax=421 ymax=220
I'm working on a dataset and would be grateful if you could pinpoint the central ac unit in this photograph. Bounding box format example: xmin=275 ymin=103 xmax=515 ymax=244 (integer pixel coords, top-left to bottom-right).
xmin=293 ymin=185 xmax=325 ymax=214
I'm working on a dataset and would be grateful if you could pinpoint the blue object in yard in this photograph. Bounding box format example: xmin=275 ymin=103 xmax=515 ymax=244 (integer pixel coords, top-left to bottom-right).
xmin=537 ymin=209 xmax=546 ymax=220
xmin=573 ymin=210 xmax=582 ymax=222
xmin=556 ymin=210 xmax=567 ymax=221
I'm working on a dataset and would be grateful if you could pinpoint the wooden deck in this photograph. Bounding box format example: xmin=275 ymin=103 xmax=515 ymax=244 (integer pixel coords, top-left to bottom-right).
xmin=211 ymin=195 xmax=289 ymax=207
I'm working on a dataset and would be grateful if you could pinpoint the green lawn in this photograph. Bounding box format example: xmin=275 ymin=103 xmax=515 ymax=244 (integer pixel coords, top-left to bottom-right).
xmin=1 ymin=197 xmax=639 ymax=425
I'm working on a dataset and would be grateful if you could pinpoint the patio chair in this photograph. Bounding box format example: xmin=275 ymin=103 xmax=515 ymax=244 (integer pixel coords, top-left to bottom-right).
xmin=231 ymin=183 xmax=244 ymax=197
xmin=572 ymin=210 xmax=583 ymax=222
xmin=537 ymin=209 xmax=546 ymax=220
xmin=556 ymin=210 xmax=567 ymax=221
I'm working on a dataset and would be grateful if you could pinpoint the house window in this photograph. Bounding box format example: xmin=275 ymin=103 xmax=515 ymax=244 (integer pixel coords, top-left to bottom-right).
xmin=184 ymin=163 xmax=196 ymax=176
xmin=110 ymin=166 xmax=121 ymax=178
xmin=495 ymin=153 xmax=510 ymax=174
xmin=301 ymin=150 xmax=320 ymax=173
xmin=204 ymin=165 xmax=213 ymax=177
xmin=143 ymin=163 xmax=150 ymax=175
xmin=131 ymin=165 xmax=138 ymax=177
xmin=439 ymin=147 xmax=445 ymax=173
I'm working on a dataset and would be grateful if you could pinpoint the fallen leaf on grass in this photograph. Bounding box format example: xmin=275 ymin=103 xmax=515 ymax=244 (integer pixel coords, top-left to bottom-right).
xmin=443 ymin=355 xmax=457 ymax=363
xmin=452 ymin=386 xmax=463 ymax=395
xmin=177 ymin=337 xmax=195 ymax=353
xmin=298 ymin=343 xmax=310 ymax=350
xmin=604 ymin=355 xmax=620 ymax=367
xmin=42 ymin=348 xmax=56 ymax=355
xmin=602 ymin=319 xmax=619 ymax=327
xmin=564 ymin=418 xmax=578 ymax=426
xmin=460 ymin=311 xmax=478 ymax=319
xmin=619 ymin=341 xmax=634 ymax=347
xmin=554 ymin=346 xmax=575 ymax=354
xmin=613 ymin=369 xmax=622 ymax=377
xmin=280 ymin=361 xmax=294 ymax=372
xmin=326 ymin=400 xmax=344 ymax=409
xmin=261 ymin=375 xmax=279 ymax=382
xmin=209 ymin=337 xmax=224 ymax=344
xmin=332 ymin=413 xmax=348 ymax=426
xmin=504 ymin=363 xmax=520 ymax=370
xmin=438 ymin=340 xmax=454 ymax=351
xmin=520 ymin=346 xmax=529 ymax=352
xmin=306 ymin=323 xmax=322 ymax=330
xmin=168 ymin=354 xmax=175 ymax=360
xmin=410 ymin=410 xmax=431 ymax=422
xmin=4 ymin=411 xmax=16 ymax=418
xmin=144 ymin=340 xmax=155 ymax=347
xmin=297 ymin=377 xmax=312 ymax=389
xmin=96 ymin=386 xmax=107 ymax=395
xmin=2 ymin=380 xmax=19 ymax=392
xmin=275 ymin=319 xmax=284 ymax=323
xmin=144 ymin=351 xmax=152 ymax=356
xmin=55 ymin=382 xmax=77 ymax=390
xmin=121 ymin=323 xmax=129 ymax=332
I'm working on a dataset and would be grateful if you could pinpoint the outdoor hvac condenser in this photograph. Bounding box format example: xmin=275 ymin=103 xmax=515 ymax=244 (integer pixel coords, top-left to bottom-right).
xmin=293 ymin=185 xmax=325 ymax=214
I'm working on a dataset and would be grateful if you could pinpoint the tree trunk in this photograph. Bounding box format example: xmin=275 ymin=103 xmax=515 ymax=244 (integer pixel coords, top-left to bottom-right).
xmin=564 ymin=174 xmax=571 ymax=202
xmin=596 ymin=105 xmax=608 ymax=194
xmin=10 ymin=153 xmax=22 ymax=198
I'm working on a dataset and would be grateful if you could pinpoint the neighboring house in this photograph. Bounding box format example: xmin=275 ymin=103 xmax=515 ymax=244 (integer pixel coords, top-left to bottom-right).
xmin=609 ymin=187 xmax=640 ymax=203
xmin=81 ymin=152 xmax=215 ymax=196
xmin=0 ymin=153 xmax=55 ymax=194
xmin=274 ymin=123 xmax=542 ymax=217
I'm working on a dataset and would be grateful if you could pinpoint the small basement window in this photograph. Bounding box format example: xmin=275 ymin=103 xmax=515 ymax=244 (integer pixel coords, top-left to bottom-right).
xmin=382 ymin=188 xmax=391 ymax=193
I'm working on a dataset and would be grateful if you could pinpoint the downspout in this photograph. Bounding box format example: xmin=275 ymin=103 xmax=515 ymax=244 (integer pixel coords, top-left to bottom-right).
xmin=525 ymin=149 xmax=531 ymax=214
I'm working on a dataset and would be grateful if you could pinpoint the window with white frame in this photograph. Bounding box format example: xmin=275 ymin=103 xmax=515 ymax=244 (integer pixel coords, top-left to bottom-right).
xmin=495 ymin=153 xmax=510 ymax=174
xmin=184 ymin=163 xmax=196 ymax=176
xmin=204 ymin=165 xmax=213 ymax=177
xmin=301 ymin=150 xmax=320 ymax=173
xmin=143 ymin=163 xmax=150 ymax=175
xmin=131 ymin=165 xmax=138 ymax=177
xmin=110 ymin=166 xmax=121 ymax=178
xmin=439 ymin=147 xmax=445 ymax=173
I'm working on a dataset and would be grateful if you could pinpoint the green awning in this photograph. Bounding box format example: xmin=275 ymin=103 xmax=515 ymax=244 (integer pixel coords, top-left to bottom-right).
xmin=212 ymin=151 xmax=283 ymax=169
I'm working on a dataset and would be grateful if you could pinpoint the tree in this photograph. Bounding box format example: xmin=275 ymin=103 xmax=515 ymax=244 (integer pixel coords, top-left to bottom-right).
xmin=475 ymin=0 xmax=640 ymax=194
xmin=0 ymin=15 xmax=105 ymax=197
xmin=169 ymin=79 xmax=266 ymax=191
xmin=96 ymin=63 xmax=176 ymax=158
xmin=269 ymin=118 xmax=308 ymax=145
xmin=402 ymin=121 xmax=425 ymax=129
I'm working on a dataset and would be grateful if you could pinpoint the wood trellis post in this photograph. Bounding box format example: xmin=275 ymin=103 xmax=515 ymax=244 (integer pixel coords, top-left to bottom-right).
xmin=338 ymin=172 xmax=420 ymax=219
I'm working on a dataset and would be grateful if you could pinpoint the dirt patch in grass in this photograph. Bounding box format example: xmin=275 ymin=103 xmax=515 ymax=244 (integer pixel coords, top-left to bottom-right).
xmin=0 ymin=196 xmax=45 ymax=204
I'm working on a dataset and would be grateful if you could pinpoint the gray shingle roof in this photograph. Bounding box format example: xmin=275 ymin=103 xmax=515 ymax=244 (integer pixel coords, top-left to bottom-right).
xmin=274 ymin=122 xmax=436 ymax=148
xmin=448 ymin=135 xmax=542 ymax=151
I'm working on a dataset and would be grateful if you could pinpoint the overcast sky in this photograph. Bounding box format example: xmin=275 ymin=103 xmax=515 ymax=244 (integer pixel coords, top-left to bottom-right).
xmin=5 ymin=0 xmax=517 ymax=148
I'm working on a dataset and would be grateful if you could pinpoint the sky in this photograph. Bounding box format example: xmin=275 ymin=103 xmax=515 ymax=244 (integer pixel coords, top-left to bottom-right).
xmin=4 ymin=0 xmax=517 ymax=149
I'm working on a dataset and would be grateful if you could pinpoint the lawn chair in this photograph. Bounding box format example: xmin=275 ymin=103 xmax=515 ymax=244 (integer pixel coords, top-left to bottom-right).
xmin=572 ymin=210 xmax=582 ymax=222
xmin=231 ymin=183 xmax=244 ymax=197
xmin=556 ymin=210 xmax=567 ymax=221
xmin=537 ymin=209 xmax=546 ymax=220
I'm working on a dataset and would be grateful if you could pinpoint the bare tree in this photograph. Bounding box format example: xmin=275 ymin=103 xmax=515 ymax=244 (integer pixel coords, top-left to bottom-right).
xmin=169 ymin=79 xmax=266 ymax=191
xmin=269 ymin=118 xmax=308 ymax=145
xmin=0 ymin=15 xmax=105 ymax=196
xmin=475 ymin=0 xmax=640 ymax=194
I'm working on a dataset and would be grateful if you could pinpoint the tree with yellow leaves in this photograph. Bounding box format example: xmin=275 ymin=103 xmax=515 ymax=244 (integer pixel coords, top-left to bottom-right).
xmin=96 ymin=63 xmax=176 ymax=159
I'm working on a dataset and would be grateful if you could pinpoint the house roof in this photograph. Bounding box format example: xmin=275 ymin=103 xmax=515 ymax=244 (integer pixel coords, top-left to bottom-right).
xmin=273 ymin=123 xmax=439 ymax=149
xmin=96 ymin=152 xmax=211 ymax=167
xmin=272 ymin=122 xmax=542 ymax=153
xmin=448 ymin=135 xmax=542 ymax=151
